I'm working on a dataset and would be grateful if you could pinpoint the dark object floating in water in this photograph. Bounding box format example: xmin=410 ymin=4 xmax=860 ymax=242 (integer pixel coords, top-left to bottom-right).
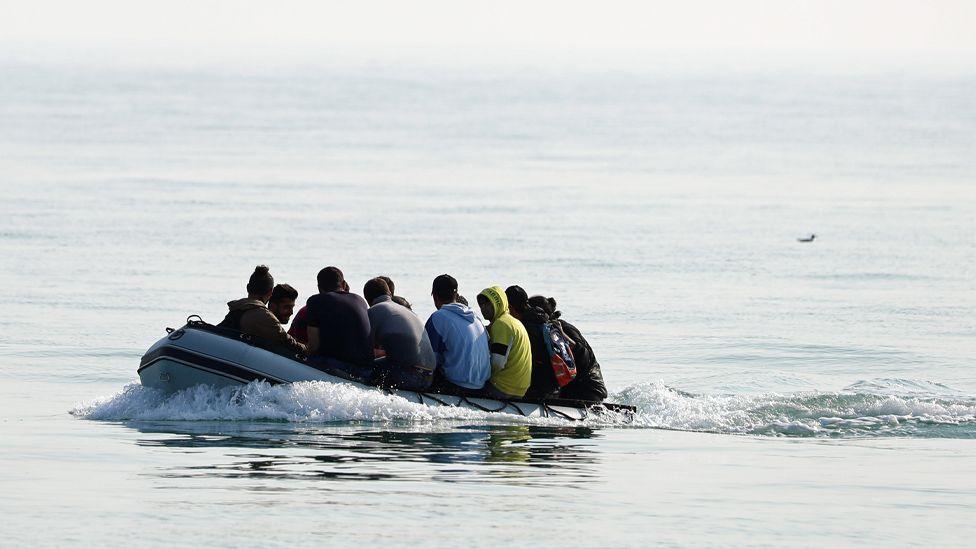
xmin=137 ymin=316 xmax=636 ymax=421
xmin=797 ymin=234 xmax=816 ymax=242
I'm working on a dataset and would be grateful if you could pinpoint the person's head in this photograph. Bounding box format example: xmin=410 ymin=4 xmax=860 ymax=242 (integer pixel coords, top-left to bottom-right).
xmin=528 ymin=295 xmax=561 ymax=319
xmin=505 ymin=285 xmax=528 ymax=319
xmin=378 ymin=276 xmax=395 ymax=295
xmin=363 ymin=277 xmax=391 ymax=304
xmin=476 ymin=294 xmax=492 ymax=321
xmin=246 ymin=265 xmax=275 ymax=303
xmin=477 ymin=286 xmax=508 ymax=323
xmin=268 ymin=283 xmax=298 ymax=324
xmin=456 ymin=294 xmax=468 ymax=307
xmin=431 ymin=274 xmax=458 ymax=309
xmin=317 ymin=266 xmax=345 ymax=293
xmin=392 ymin=295 xmax=413 ymax=310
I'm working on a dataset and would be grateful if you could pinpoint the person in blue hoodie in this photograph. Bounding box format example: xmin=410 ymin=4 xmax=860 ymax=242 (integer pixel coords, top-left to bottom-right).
xmin=424 ymin=274 xmax=491 ymax=393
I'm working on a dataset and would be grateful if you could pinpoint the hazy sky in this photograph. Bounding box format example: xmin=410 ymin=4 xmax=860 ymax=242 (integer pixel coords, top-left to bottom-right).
xmin=2 ymin=0 xmax=974 ymax=68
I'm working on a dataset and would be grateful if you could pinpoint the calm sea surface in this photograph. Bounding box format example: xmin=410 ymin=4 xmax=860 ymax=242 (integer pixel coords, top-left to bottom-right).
xmin=1 ymin=63 xmax=974 ymax=546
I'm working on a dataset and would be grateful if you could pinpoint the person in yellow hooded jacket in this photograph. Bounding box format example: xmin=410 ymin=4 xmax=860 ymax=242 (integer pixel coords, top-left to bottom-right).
xmin=476 ymin=286 xmax=532 ymax=399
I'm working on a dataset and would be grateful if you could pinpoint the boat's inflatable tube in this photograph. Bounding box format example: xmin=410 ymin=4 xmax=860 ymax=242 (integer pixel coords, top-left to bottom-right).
xmin=138 ymin=318 xmax=635 ymax=421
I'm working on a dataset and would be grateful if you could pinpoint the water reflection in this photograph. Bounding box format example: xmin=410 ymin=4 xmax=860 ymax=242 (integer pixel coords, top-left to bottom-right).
xmin=125 ymin=421 xmax=601 ymax=487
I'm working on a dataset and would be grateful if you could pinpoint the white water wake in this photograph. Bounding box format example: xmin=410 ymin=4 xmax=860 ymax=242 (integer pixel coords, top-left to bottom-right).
xmin=71 ymin=379 xmax=976 ymax=438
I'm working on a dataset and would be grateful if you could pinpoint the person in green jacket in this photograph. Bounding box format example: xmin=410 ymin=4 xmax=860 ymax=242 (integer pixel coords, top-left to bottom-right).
xmin=476 ymin=286 xmax=532 ymax=399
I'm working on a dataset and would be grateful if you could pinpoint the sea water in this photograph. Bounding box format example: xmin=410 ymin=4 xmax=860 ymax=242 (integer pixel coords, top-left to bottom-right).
xmin=1 ymin=63 xmax=975 ymax=546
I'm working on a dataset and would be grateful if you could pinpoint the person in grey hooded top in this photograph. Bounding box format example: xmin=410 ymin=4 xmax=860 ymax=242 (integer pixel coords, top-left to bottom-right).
xmin=423 ymin=274 xmax=491 ymax=391
xmin=363 ymin=277 xmax=436 ymax=390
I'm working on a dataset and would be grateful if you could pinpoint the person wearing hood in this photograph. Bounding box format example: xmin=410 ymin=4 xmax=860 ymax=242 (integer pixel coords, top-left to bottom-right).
xmin=424 ymin=274 xmax=491 ymax=392
xmin=217 ymin=265 xmax=306 ymax=354
xmin=477 ymin=285 xmax=532 ymax=399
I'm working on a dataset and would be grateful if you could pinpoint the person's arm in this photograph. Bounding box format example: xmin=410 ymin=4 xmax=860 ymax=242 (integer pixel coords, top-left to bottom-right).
xmin=305 ymin=298 xmax=321 ymax=354
xmin=424 ymin=317 xmax=446 ymax=369
xmin=252 ymin=309 xmax=305 ymax=353
xmin=244 ymin=309 xmax=306 ymax=353
xmin=489 ymin=335 xmax=513 ymax=372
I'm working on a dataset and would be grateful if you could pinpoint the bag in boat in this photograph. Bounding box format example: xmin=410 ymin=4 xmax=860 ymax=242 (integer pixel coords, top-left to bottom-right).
xmin=541 ymin=320 xmax=577 ymax=387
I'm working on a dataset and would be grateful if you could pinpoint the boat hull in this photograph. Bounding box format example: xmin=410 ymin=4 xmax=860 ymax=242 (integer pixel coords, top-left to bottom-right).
xmin=139 ymin=322 xmax=634 ymax=421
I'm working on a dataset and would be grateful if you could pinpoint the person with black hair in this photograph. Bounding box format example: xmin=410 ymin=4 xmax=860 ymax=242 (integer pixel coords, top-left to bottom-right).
xmin=527 ymin=295 xmax=607 ymax=402
xmin=218 ymin=265 xmax=306 ymax=353
xmin=424 ymin=274 xmax=491 ymax=392
xmin=506 ymin=285 xmax=559 ymax=399
xmin=477 ymin=286 xmax=531 ymax=399
xmin=305 ymin=266 xmax=374 ymax=380
xmin=268 ymin=284 xmax=299 ymax=325
xmin=378 ymin=275 xmax=413 ymax=310
xmin=363 ymin=277 xmax=436 ymax=390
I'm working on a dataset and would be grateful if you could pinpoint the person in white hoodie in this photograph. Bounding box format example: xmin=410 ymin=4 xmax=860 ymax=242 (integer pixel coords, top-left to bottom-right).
xmin=423 ymin=274 xmax=491 ymax=392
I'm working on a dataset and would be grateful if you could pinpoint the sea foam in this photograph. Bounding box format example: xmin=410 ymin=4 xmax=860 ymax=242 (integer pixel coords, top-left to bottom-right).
xmin=72 ymin=379 xmax=976 ymax=438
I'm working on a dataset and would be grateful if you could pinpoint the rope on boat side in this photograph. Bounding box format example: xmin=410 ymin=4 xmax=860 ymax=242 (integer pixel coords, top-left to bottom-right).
xmin=542 ymin=402 xmax=582 ymax=421
xmin=459 ymin=395 xmax=510 ymax=413
xmin=509 ymin=402 xmax=527 ymax=416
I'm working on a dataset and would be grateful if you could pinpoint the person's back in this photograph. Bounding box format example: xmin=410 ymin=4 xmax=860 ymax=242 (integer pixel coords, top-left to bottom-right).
xmin=424 ymin=274 xmax=491 ymax=391
xmin=369 ymin=297 xmax=436 ymax=370
xmin=307 ymin=292 xmax=372 ymax=365
xmin=364 ymin=278 xmax=436 ymax=390
xmin=520 ymin=306 xmax=561 ymax=399
xmin=528 ymin=295 xmax=607 ymax=402
xmin=477 ymin=286 xmax=531 ymax=399
xmin=306 ymin=266 xmax=373 ymax=366
xmin=218 ymin=298 xmax=263 ymax=331
xmin=505 ymin=285 xmax=558 ymax=399
xmin=555 ymin=319 xmax=607 ymax=402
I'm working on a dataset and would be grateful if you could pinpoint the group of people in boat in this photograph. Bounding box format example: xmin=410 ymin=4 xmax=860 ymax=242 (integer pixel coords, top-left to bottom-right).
xmin=217 ymin=265 xmax=607 ymax=403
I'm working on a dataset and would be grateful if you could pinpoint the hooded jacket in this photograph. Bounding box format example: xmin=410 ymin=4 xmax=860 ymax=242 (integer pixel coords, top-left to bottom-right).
xmin=220 ymin=298 xmax=306 ymax=354
xmin=424 ymin=302 xmax=491 ymax=389
xmin=478 ymin=286 xmax=531 ymax=398
xmin=368 ymin=295 xmax=436 ymax=371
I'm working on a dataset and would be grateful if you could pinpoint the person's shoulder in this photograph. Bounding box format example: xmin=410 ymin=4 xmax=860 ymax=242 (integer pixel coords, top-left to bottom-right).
xmin=427 ymin=307 xmax=450 ymax=324
xmin=343 ymin=292 xmax=369 ymax=311
xmin=500 ymin=313 xmax=523 ymax=331
xmin=241 ymin=305 xmax=276 ymax=325
xmin=558 ymin=318 xmax=580 ymax=333
xmin=367 ymin=301 xmax=388 ymax=317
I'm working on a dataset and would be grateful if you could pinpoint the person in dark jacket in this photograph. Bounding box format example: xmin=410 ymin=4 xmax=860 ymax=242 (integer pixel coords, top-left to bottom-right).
xmin=218 ymin=265 xmax=306 ymax=353
xmin=506 ymin=285 xmax=559 ymax=400
xmin=305 ymin=266 xmax=374 ymax=381
xmin=526 ymin=295 xmax=607 ymax=402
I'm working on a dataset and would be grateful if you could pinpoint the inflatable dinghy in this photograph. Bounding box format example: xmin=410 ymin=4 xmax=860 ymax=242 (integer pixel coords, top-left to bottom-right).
xmin=139 ymin=317 xmax=636 ymax=421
